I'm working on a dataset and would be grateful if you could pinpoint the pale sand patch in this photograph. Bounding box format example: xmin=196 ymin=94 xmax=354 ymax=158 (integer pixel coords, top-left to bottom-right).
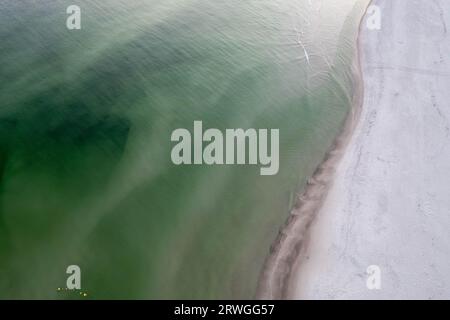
xmin=291 ymin=0 xmax=450 ymax=299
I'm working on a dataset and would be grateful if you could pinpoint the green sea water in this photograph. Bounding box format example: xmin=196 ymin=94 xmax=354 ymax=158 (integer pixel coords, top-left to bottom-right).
xmin=0 ymin=0 xmax=369 ymax=299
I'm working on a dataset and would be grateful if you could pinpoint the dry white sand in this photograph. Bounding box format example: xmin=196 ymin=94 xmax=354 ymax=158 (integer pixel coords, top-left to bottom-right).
xmin=291 ymin=0 xmax=450 ymax=299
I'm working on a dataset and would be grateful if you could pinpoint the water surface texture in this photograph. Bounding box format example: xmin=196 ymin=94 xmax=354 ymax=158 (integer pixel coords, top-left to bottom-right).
xmin=0 ymin=0 xmax=368 ymax=298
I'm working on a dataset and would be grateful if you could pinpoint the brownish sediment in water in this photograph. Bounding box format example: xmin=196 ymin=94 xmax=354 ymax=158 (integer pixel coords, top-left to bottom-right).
xmin=255 ymin=2 xmax=372 ymax=300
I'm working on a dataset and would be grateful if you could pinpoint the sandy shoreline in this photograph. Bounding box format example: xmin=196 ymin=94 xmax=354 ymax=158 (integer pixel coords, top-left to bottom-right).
xmin=291 ymin=0 xmax=450 ymax=299
xmin=256 ymin=1 xmax=372 ymax=299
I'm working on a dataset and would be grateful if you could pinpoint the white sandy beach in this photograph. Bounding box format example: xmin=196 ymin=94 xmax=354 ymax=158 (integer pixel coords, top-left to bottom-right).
xmin=291 ymin=0 xmax=450 ymax=299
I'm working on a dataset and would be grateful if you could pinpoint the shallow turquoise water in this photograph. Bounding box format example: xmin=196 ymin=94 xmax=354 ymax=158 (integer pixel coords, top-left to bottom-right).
xmin=0 ymin=0 xmax=368 ymax=298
